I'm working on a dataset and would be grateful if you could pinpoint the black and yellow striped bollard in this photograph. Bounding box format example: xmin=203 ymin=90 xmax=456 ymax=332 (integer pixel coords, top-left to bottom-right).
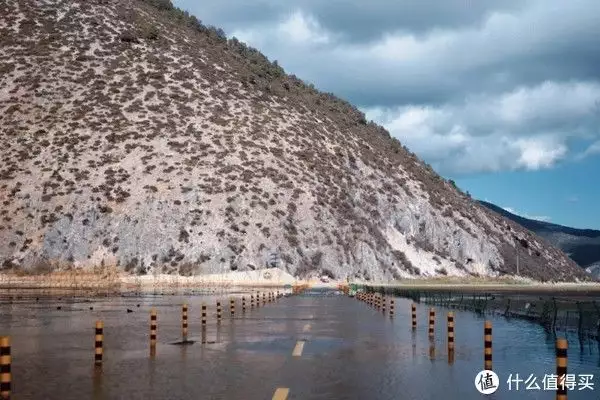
xmin=95 ymin=321 xmax=104 ymax=366
xmin=201 ymin=303 xmax=207 ymax=326
xmin=150 ymin=309 xmax=157 ymax=349
xmin=262 ymin=292 xmax=266 ymax=305
xmin=182 ymin=304 xmax=188 ymax=341
xmin=428 ymin=308 xmax=435 ymax=339
xmin=242 ymin=296 xmax=246 ymax=313
xmin=230 ymin=298 xmax=235 ymax=317
xmin=217 ymin=301 xmax=222 ymax=322
xmin=389 ymin=298 xmax=395 ymax=318
xmin=412 ymin=304 xmax=417 ymax=329
xmin=484 ymin=321 xmax=492 ymax=370
xmin=0 ymin=336 xmax=10 ymax=399
xmin=447 ymin=312 xmax=455 ymax=351
xmin=556 ymin=338 xmax=567 ymax=400
xmin=382 ymin=297 xmax=386 ymax=314
xmin=256 ymin=292 xmax=260 ymax=308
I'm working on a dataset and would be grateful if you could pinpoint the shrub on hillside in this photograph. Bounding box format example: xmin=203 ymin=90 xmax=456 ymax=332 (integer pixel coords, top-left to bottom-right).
xmin=142 ymin=24 xmax=159 ymax=40
xmin=142 ymin=0 xmax=173 ymax=11
xmin=120 ymin=31 xmax=139 ymax=43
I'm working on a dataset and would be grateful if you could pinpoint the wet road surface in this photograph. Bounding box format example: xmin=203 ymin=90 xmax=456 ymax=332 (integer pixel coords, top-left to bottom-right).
xmin=1 ymin=289 xmax=600 ymax=399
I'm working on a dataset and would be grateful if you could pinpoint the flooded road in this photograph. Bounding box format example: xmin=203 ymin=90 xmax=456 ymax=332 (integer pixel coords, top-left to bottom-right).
xmin=1 ymin=289 xmax=599 ymax=399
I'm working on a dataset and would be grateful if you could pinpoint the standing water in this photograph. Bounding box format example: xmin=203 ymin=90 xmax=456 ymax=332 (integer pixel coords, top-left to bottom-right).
xmin=0 ymin=290 xmax=599 ymax=399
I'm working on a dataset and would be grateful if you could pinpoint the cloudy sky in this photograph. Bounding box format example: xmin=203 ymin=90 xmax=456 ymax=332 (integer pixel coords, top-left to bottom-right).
xmin=174 ymin=0 xmax=600 ymax=229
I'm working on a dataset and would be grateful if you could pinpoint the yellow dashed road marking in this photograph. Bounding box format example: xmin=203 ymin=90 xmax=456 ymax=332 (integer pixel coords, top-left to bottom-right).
xmin=292 ymin=340 xmax=305 ymax=356
xmin=272 ymin=388 xmax=290 ymax=400
xmin=302 ymin=323 xmax=311 ymax=332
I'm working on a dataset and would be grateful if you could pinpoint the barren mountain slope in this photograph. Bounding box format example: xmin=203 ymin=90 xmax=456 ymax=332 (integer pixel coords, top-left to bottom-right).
xmin=0 ymin=0 xmax=591 ymax=282
xmin=479 ymin=200 xmax=600 ymax=270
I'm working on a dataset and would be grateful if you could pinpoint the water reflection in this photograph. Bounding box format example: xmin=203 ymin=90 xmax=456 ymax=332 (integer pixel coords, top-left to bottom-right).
xmin=92 ymin=366 xmax=103 ymax=400
xmin=429 ymin=340 xmax=435 ymax=361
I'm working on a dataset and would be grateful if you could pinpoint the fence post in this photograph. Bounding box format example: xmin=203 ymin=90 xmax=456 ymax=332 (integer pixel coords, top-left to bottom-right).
xmin=412 ymin=303 xmax=417 ymax=329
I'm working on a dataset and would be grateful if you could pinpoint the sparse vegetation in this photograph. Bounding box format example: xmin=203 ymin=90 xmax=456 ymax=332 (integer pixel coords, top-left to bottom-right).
xmin=0 ymin=0 xmax=590 ymax=283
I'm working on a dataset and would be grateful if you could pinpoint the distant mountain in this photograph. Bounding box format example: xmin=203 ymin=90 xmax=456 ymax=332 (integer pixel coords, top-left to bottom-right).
xmin=478 ymin=201 xmax=600 ymax=272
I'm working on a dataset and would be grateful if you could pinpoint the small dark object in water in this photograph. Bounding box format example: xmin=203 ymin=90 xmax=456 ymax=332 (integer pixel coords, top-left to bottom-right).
xmin=137 ymin=304 xmax=140 ymax=307
xmin=171 ymin=340 xmax=196 ymax=346
xmin=89 ymin=307 xmax=93 ymax=310
xmin=127 ymin=309 xmax=133 ymax=313
xmin=36 ymin=297 xmax=39 ymax=301
xmin=57 ymin=306 xmax=62 ymax=310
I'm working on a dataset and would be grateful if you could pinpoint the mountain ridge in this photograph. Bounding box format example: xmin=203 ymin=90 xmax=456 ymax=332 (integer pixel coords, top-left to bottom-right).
xmin=0 ymin=0 xmax=591 ymax=282
xmin=478 ymin=201 xmax=600 ymax=271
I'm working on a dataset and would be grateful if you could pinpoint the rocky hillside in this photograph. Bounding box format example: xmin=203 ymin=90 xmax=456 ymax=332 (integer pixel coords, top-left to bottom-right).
xmin=0 ymin=0 xmax=592 ymax=282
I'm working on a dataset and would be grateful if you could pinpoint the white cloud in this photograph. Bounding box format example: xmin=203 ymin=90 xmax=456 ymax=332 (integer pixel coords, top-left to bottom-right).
xmin=278 ymin=11 xmax=330 ymax=45
xmin=513 ymin=136 xmax=568 ymax=170
xmin=232 ymin=10 xmax=331 ymax=47
xmin=502 ymin=207 xmax=552 ymax=222
xmin=364 ymin=81 xmax=600 ymax=173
